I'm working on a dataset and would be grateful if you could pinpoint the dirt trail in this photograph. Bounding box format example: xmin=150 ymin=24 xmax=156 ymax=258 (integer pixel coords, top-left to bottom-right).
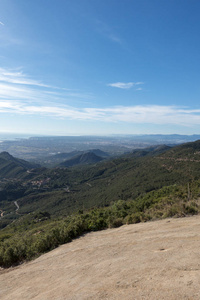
xmin=1 ymin=216 xmax=200 ymax=299
xmin=14 ymin=200 xmax=19 ymax=211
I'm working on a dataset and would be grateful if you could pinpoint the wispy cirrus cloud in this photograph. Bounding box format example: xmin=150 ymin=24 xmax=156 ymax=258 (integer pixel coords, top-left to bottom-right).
xmin=107 ymin=82 xmax=143 ymax=89
xmin=0 ymin=68 xmax=50 ymax=87
xmin=1 ymin=67 xmax=199 ymax=128
xmin=0 ymin=67 xmax=93 ymax=106
xmin=96 ymin=20 xmax=122 ymax=45
xmin=0 ymin=100 xmax=200 ymax=127
xmin=0 ymin=21 xmax=4 ymax=26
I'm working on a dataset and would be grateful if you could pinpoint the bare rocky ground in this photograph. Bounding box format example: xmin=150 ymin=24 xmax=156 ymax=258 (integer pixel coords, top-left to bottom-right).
xmin=1 ymin=216 xmax=200 ymax=300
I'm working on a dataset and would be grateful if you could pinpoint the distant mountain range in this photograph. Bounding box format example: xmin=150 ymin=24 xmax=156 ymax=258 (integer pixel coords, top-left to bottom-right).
xmin=1 ymin=134 xmax=200 ymax=161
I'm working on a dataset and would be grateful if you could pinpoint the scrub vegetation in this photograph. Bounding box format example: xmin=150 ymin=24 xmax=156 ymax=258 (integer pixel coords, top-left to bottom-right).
xmin=1 ymin=140 xmax=200 ymax=267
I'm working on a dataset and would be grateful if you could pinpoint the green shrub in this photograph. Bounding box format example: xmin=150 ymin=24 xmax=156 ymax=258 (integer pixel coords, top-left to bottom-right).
xmin=185 ymin=204 xmax=198 ymax=215
xmin=109 ymin=217 xmax=124 ymax=228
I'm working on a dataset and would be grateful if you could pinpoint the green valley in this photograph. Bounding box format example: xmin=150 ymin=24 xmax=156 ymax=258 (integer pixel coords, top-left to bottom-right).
xmin=1 ymin=139 xmax=200 ymax=267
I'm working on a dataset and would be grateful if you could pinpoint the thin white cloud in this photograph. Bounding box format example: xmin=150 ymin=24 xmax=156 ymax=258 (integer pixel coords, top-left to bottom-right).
xmin=0 ymin=21 xmax=4 ymax=26
xmin=107 ymin=82 xmax=143 ymax=89
xmin=0 ymin=101 xmax=200 ymax=127
xmin=108 ymin=34 xmax=122 ymax=44
xmin=0 ymin=68 xmax=50 ymax=87
xmin=0 ymin=67 xmax=92 ymax=106
xmin=135 ymin=82 xmax=144 ymax=85
xmin=0 ymin=67 xmax=199 ymax=128
xmin=96 ymin=20 xmax=122 ymax=44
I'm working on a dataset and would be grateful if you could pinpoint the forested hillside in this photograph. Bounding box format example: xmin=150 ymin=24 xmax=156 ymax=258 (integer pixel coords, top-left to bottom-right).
xmin=0 ymin=151 xmax=40 ymax=179
xmin=1 ymin=140 xmax=200 ymax=267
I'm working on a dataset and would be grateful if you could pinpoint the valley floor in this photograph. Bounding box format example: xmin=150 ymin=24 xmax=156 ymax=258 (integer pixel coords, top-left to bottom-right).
xmin=1 ymin=216 xmax=200 ymax=299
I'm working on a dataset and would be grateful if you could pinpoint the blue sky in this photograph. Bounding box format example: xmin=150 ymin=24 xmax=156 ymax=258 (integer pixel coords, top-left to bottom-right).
xmin=0 ymin=0 xmax=200 ymax=135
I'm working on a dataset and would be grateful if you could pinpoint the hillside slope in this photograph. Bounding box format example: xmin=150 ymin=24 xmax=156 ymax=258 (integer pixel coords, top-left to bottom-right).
xmin=127 ymin=144 xmax=171 ymax=158
xmin=59 ymin=152 xmax=103 ymax=167
xmin=38 ymin=149 xmax=109 ymax=166
xmin=0 ymin=151 xmax=40 ymax=179
xmin=1 ymin=216 xmax=200 ymax=300
xmin=2 ymin=139 xmax=200 ymax=227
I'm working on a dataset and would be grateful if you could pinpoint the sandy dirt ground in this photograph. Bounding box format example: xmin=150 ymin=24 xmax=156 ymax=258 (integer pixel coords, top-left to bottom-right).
xmin=1 ymin=216 xmax=200 ymax=300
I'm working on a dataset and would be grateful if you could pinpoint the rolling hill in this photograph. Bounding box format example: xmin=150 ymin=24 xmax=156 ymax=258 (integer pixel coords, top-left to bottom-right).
xmin=59 ymin=151 xmax=104 ymax=167
xmin=127 ymin=144 xmax=171 ymax=158
xmin=35 ymin=149 xmax=109 ymax=167
xmin=0 ymin=151 xmax=40 ymax=179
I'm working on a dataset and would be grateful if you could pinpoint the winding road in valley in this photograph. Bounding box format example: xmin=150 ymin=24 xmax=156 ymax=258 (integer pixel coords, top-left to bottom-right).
xmin=0 ymin=200 xmax=20 ymax=219
xmin=14 ymin=201 xmax=19 ymax=212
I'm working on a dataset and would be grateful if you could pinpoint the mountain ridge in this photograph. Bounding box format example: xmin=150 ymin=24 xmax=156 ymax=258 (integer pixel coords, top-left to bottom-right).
xmin=0 ymin=151 xmax=40 ymax=179
xmin=59 ymin=151 xmax=104 ymax=167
